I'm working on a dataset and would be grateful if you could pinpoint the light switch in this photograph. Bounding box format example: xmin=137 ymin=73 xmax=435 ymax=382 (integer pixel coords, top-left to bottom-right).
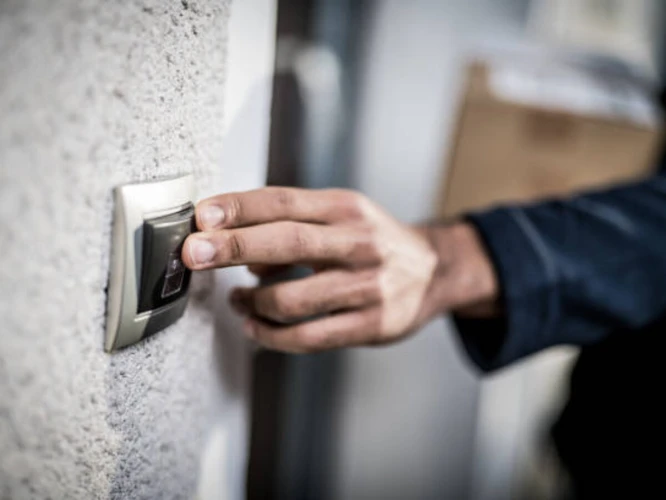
xmin=105 ymin=175 xmax=195 ymax=352
xmin=138 ymin=205 xmax=194 ymax=313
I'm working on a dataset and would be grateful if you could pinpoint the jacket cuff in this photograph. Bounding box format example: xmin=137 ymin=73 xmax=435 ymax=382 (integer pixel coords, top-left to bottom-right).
xmin=454 ymin=207 xmax=559 ymax=372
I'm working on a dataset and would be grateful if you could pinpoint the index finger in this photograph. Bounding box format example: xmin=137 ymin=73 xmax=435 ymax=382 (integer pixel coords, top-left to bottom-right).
xmin=195 ymin=187 xmax=365 ymax=231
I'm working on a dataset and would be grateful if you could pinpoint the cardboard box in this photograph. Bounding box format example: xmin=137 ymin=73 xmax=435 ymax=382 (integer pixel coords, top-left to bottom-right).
xmin=437 ymin=60 xmax=663 ymax=218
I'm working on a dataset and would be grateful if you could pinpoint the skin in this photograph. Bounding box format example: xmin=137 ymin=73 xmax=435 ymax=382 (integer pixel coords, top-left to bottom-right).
xmin=182 ymin=187 xmax=499 ymax=353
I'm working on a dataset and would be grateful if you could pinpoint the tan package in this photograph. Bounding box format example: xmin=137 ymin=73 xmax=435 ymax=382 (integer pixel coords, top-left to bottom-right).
xmin=437 ymin=61 xmax=663 ymax=218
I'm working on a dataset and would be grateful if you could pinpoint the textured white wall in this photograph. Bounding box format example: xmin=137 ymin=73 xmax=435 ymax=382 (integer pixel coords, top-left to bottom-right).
xmin=0 ymin=1 xmax=275 ymax=499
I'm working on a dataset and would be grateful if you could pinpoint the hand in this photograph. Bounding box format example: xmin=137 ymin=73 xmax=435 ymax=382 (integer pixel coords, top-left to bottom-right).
xmin=182 ymin=187 xmax=498 ymax=353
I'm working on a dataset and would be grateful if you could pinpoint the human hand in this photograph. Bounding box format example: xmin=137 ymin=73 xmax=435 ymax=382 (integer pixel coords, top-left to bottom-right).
xmin=182 ymin=187 xmax=498 ymax=353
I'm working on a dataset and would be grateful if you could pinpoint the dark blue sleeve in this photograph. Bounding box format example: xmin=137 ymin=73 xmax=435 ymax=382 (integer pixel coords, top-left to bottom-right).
xmin=455 ymin=171 xmax=666 ymax=372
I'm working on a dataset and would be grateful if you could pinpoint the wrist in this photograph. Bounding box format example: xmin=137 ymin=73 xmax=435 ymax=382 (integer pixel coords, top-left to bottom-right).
xmin=419 ymin=221 xmax=500 ymax=318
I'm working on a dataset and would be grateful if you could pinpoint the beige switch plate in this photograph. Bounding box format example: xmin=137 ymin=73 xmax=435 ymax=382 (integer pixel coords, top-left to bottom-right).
xmin=105 ymin=175 xmax=195 ymax=352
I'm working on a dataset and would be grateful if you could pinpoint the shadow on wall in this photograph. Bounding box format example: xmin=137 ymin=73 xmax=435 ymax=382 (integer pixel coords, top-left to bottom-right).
xmin=209 ymin=78 xmax=279 ymax=398
xmin=202 ymin=79 xmax=278 ymax=500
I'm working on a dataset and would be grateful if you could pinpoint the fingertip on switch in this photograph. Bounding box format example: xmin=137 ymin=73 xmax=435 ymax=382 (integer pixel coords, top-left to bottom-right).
xmin=186 ymin=236 xmax=216 ymax=266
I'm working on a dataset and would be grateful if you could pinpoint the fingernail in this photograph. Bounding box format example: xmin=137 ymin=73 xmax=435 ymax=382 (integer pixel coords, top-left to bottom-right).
xmin=243 ymin=319 xmax=256 ymax=339
xmin=188 ymin=238 xmax=216 ymax=265
xmin=199 ymin=205 xmax=225 ymax=229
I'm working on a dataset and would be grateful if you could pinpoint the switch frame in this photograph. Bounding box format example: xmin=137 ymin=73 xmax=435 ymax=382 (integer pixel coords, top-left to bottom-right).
xmin=105 ymin=174 xmax=195 ymax=352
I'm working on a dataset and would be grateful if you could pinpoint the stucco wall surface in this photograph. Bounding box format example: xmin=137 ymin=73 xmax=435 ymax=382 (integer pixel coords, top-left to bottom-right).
xmin=0 ymin=0 xmax=274 ymax=498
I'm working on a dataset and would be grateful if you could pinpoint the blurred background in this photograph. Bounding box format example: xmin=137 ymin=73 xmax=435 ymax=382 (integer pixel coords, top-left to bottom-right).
xmin=247 ymin=1 xmax=665 ymax=499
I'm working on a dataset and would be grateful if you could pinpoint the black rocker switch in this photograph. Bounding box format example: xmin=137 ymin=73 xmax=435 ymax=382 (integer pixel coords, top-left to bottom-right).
xmin=137 ymin=204 xmax=195 ymax=313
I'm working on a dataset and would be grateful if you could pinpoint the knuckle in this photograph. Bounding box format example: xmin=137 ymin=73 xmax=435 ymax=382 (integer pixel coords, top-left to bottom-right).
xmin=367 ymin=227 xmax=384 ymax=253
xmin=339 ymin=190 xmax=370 ymax=221
xmin=225 ymin=196 xmax=244 ymax=226
xmin=349 ymin=226 xmax=385 ymax=263
xmin=271 ymin=291 xmax=302 ymax=322
xmin=312 ymin=295 xmax=339 ymax=315
xmin=290 ymin=224 xmax=314 ymax=258
xmin=225 ymin=232 xmax=246 ymax=262
xmin=373 ymin=231 xmax=391 ymax=260
xmin=359 ymin=269 xmax=384 ymax=304
xmin=273 ymin=187 xmax=295 ymax=210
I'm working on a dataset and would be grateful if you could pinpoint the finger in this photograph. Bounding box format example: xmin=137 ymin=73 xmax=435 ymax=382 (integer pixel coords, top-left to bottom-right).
xmin=195 ymin=187 xmax=365 ymax=231
xmin=182 ymin=221 xmax=381 ymax=270
xmin=243 ymin=307 xmax=383 ymax=353
xmin=247 ymin=264 xmax=292 ymax=278
xmin=232 ymin=268 xmax=381 ymax=323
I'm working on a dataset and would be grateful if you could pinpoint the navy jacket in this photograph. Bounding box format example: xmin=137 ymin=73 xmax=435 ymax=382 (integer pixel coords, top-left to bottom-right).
xmin=457 ymin=157 xmax=666 ymax=496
